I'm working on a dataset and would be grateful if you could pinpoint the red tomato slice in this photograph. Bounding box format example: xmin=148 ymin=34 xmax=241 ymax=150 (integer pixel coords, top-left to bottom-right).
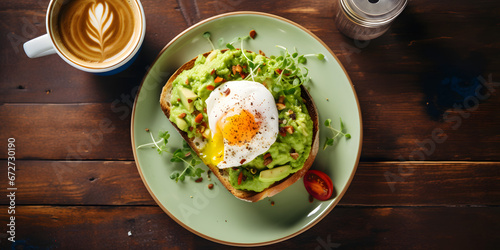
xmin=303 ymin=170 xmax=333 ymax=201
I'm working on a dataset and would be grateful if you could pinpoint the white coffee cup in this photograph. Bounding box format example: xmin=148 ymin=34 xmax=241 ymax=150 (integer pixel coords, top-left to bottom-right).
xmin=23 ymin=0 xmax=146 ymax=75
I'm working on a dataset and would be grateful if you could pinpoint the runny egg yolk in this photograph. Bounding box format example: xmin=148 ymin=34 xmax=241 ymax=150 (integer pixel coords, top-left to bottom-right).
xmin=201 ymin=109 xmax=260 ymax=166
xmin=202 ymin=127 xmax=224 ymax=166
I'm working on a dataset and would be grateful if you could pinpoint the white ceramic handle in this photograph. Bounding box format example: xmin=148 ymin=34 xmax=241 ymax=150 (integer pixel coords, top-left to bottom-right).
xmin=23 ymin=34 xmax=56 ymax=58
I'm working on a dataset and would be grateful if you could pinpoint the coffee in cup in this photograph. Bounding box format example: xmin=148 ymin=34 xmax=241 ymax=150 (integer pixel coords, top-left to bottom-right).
xmin=24 ymin=0 xmax=146 ymax=75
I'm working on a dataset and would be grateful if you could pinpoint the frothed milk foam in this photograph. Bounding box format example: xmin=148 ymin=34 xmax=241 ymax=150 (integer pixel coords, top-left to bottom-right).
xmin=51 ymin=0 xmax=142 ymax=68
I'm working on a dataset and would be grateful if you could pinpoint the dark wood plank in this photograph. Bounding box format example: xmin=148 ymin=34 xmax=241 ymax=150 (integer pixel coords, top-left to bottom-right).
xmin=341 ymin=161 xmax=500 ymax=206
xmin=0 ymin=160 xmax=153 ymax=206
xmin=357 ymin=74 xmax=500 ymax=161
xmin=0 ymin=104 xmax=133 ymax=160
xmin=0 ymin=206 xmax=498 ymax=249
xmin=1 ymin=160 xmax=498 ymax=206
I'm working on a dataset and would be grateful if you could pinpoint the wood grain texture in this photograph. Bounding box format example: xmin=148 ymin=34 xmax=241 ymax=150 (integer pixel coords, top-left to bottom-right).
xmin=1 ymin=0 xmax=499 ymax=248
xmin=1 ymin=161 xmax=498 ymax=206
xmin=341 ymin=161 xmax=500 ymax=206
xmin=0 ymin=104 xmax=133 ymax=160
xmin=0 ymin=206 xmax=499 ymax=249
xmin=0 ymin=161 xmax=153 ymax=206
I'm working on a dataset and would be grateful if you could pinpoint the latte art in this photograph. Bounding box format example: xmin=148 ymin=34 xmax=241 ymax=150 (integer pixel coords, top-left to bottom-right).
xmin=87 ymin=2 xmax=114 ymax=58
xmin=54 ymin=0 xmax=141 ymax=68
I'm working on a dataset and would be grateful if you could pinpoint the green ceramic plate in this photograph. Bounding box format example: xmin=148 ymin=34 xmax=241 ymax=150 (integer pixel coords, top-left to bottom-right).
xmin=131 ymin=12 xmax=362 ymax=246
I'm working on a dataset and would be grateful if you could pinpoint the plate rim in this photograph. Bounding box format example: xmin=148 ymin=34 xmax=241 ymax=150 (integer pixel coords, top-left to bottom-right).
xmin=131 ymin=11 xmax=363 ymax=247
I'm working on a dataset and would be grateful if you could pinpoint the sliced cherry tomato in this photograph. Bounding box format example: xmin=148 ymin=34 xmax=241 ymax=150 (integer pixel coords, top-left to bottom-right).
xmin=303 ymin=170 xmax=333 ymax=201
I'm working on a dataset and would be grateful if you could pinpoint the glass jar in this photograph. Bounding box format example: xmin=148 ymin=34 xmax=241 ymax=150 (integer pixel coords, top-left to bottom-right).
xmin=334 ymin=0 xmax=408 ymax=40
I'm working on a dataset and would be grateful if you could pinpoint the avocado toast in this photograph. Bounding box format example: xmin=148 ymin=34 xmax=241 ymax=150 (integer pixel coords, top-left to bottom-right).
xmin=160 ymin=48 xmax=319 ymax=202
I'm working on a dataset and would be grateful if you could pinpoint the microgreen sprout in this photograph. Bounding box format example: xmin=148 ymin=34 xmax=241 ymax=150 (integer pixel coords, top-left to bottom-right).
xmin=226 ymin=34 xmax=250 ymax=49
xmin=323 ymin=118 xmax=351 ymax=150
xmin=203 ymin=32 xmax=216 ymax=51
xmin=275 ymin=45 xmax=311 ymax=91
xmin=299 ymin=53 xmax=325 ymax=64
xmin=136 ymin=130 xmax=169 ymax=152
xmin=243 ymin=62 xmax=261 ymax=82
xmin=137 ymin=130 xmax=204 ymax=182
xmin=169 ymin=142 xmax=204 ymax=182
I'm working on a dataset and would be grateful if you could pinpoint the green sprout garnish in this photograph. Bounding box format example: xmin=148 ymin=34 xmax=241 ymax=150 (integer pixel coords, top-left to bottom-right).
xmin=169 ymin=142 xmax=204 ymax=182
xmin=298 ymin=53 xmax=325 ymax=64
xmin=225 ymin=34 xmax=251 ymax=50
xmin=206 ymin=31 xmax=326 ymax=91
xmin=323 ymin=118 xmax=351 ymax=150
xmin=137 ymin=130 xmax=204 ymax=182
xmin=274 ymin=45 xmax=314 ymax=91
xmin=203 ymin=32 xmax=216 ymax=51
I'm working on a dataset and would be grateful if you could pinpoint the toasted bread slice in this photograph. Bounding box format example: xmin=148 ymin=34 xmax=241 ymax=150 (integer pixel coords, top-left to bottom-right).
xmin=160 ymin=50 xmax=319 ymax=202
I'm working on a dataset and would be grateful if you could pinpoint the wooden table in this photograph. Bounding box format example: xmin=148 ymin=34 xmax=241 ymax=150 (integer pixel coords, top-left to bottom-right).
xmin=1 ymin=0 xmax=499 ymax=248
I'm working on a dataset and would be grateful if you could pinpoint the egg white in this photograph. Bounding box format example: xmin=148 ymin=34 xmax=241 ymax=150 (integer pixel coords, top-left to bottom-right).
xmin=205 ymin=80 xmax=279 ymax=168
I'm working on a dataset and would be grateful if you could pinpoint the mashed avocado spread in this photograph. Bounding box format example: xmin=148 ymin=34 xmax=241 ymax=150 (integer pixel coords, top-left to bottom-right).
xmin=169 ymin=49 xmax=313 ymax=192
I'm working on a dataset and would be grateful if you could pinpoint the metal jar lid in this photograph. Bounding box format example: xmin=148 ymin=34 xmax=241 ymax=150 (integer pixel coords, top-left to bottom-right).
xmin=340 ymin=0 xmax=408 ymax=27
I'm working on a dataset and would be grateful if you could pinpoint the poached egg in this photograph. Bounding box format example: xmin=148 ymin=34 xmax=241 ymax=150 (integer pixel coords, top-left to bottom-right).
xmin=202 ymin=80 xmax=279 ymax=168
